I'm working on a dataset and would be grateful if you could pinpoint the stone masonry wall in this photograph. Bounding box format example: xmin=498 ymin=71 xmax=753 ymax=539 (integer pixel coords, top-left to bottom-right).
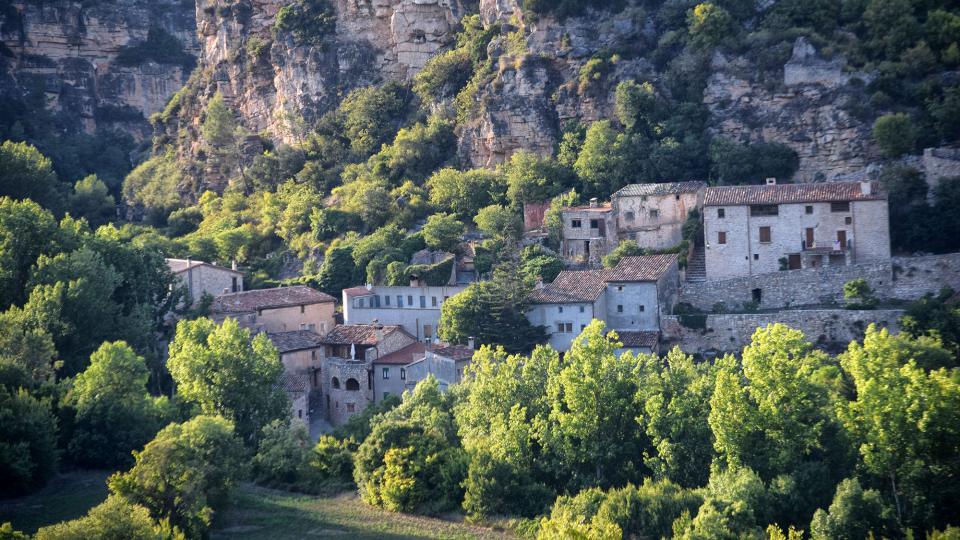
xmin=891 ymin=253 xmax=960 ymax=299
xmin=661 ymin=309 xmax=903 ymax=355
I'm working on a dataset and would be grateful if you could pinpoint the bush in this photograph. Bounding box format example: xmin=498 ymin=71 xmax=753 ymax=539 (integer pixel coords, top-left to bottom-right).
xmin=273 ymin=0 xmax=336 ymax=47
xmin=413 ymin=49 xmax=474 ymax=103
xmin=422 ymin=213 xmax=465 ymax=252
xmin=603 ymin=240 xmax=643 ymax=268
xmin=688 ymin=3 xmax=737 ymax=49
xmin=0 ymin=140 xmax=63 ymax=213
xmin=253 ymin=420 xmax=312 ymax=485
xmin=0 ymin=387 xmax=58 ymax=497
xmin=33 ymin=495 xmax=169 ymax=540
xmin=873 ymin=113 xmax=916 ymax=158
xmin=843 ymin=278 xmax=878 ymax=309
xmin=306 ymin=435 xmax=354 ymax=485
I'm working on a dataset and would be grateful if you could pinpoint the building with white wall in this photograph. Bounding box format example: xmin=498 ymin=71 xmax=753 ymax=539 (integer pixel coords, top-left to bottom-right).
xmin=702 ymin=180 xmax=890 ymax=281
xmin=611 ymin=181 xmax=706 ymax=249
xmin=343 ymin=284 xmax=467 ymax=342
xmin=526 ymin=254 xmax=680 ymax=353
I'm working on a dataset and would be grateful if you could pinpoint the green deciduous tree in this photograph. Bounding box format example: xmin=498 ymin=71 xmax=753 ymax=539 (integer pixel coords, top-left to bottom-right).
xmin=427 ymin=168 xmax=506 ymax=221
xmin=474 ymin=205 xmax=522 ymax=241
xmin=809 ymin=478 xmax=897 ymax=540
xmin=33 ymin=495 xmax=171 ymax=540
xmin=422 ymin=213 xmax=465 ymax=252
xmin=63 ymin=341 xmax=163 ymax=468
xmin=503 ymin=151 xmax=573 ymax=207
xmin=0 ymin=141 xmax=63 ymax=212
xmin=0 ymin=387 xmax=58 ymax=497
xmin=108 ymin=415 xmax=245 ymax=538
xmin=253 ymin=419 xmax=312 ymax=486
xmin=167 ymin=318 xmax=289 ymax=446
xmin=69 ymin=175 xmax=115 ymax=227
xmin=873 ymin=113 xmax=917 ymax=158
xmin=602 ymin=240 xmax=643 ymax=268
xmin=0 ymin=198 xmax=59 ymax=309
xmin=315 ymin=241 xmax=357 ymax=296
xmin=574 ymin=120 xmax=633 ymax=198
xmin=687 ymin=3 xmax=737 ymax=49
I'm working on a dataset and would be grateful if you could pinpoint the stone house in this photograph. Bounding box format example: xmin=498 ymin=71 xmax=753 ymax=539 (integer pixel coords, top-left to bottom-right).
xmin=342 ymin=283 xmax=468 ymax=342
xmin=318 ymin=324 xmax=417 ymax=426
xmin=702 ymin=180 xmax=890 ymax=282
xmin=166 ymin=258 xmax=243 ymax=304
xmin=561 ymin=200 xmax=616 ymax=265
xmin=210 ymin=285 xmax=336 ymax=334
xmin=371 ymin=341 xmax=475 ymax=397
xmin=611 ymin=181 xmax=706 ymax=250
xmin=268 ymin=330 xmax=325 ymax=428
xmin=526 ymin=254 xmax=680 ymax=353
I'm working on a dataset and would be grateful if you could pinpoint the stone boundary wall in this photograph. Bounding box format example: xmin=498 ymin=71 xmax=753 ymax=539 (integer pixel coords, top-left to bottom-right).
xmin=661 ymin=309 xmax=904 ymax=355
xmin=677 ymin=253 xmax=960 ymax=312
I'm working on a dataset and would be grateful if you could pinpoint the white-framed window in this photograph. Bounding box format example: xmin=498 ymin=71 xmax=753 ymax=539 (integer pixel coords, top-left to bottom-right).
xmin=382 ymin=367 xmax=389 ymax=379
xmin=400 ymin=368 xmax=406 ymax=380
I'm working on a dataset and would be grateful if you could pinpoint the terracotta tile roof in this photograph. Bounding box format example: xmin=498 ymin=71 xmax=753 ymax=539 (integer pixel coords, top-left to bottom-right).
xmin=427 ymin=343 xmax=475 ymax=362
xmin=343 ymin=286 xmax=374 ymax=298
xmin=320 ymin=324 xmax=408 ymax=345
xmin=704 ymin=181 xmax=885 ymax=206
xmin=166 ymin=258 xmax=242 ymax=275
xmin=528 ymin=269 xmax=609 ymax=304
xmin=268 ymin=330 xmax=325 ymax=353
xmin=615 ymin=330 xmax=660 ymax=349
xmin=284 ymin=373 xmax=309 ymax=393
xmin=211 ymin=285 xmax=335 ymax=314
xmin=614 ymin=181 xmax=707 ymax=198
xmin=566 ymin=204 xmax=613 ymax=213
xmin=604 ymin=254 xmax=678 ymax=282
xmin=374 ymin=342 xmax=426 ymax=365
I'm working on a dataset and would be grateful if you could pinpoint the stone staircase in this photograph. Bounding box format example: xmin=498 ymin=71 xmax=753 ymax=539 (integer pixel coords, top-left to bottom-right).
xmin=686 ymin=246 xmax=706 ymax=282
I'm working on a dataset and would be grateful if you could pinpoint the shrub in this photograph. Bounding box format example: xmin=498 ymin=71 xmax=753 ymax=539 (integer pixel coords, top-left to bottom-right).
xmin=33 ymin=495 xmax=169 ymax=540
xmin=305 ymin=435 xmax=354 ymax=485
xmin=688 ymin=3 xmax=737 ymax=49
xmin=253 ymin=420 xmax=312 ymax=485
xmin=422 ymin=213 xmax=465 ymax=252
xmin=603 ymin=240 xmax=643 ymax=268
xmin=809 ymin=478 xmax=897 ymax=540
xmin=843 ymin=278 xmax=878 ymax=309
xmin=0 ymin=387 xmax=58 ymax=497
xmin=873 ymin=113 xmax=916 ymax=158
xmin=273 ymin=0 xmax=336 ymax=47
xmin=413 ymin=49 xmax=474 ymax=103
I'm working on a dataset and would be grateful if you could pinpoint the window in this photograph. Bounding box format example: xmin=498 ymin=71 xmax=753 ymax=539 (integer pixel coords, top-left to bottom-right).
xmin=346 ymin=378 xmax=360 ymax=391
xmin=759 ymin=226 xmax=772 ymax=243
xmin=407 ymin=295 xmax=413 ymax=305
xmin=845 ymin=216 xmax=852 ymax=225
xmin=231 ymin=276 xmax=238 ymax=292
xmin=420 ymin=296 xmax=426 ymax=308
xmin=579 ymin=306 xmax=585 ymax=313
xmin=617 ymin=304 xmax=623 ymax=313
xmin=300 ymin=305 xmax=305 ymax=314
xmin=298 ymin=409 xmax=302 ymax=418
xmin=639 ymin=305 xmax=645 ymax=312
xmin=754 ymin=253 xmax=760 ymax=260
xmin=558 ymin=306 xmax=564 ymax=313
xmin=571 ymin=219 xmax=582 ymax=228
xmin=617 ymin=285 xmax=623 ymax=292
xmin=424 ymin=324 xmax=433 ymax=339
xmin=384 ymin=295 xmax=390 ymax=306
xmin=395 ymin=295 xmax=402 ymax=307
xmin=308 ymin=323 xmax=316 ymax=332
xmin=750 ymin=204 xmax=779 ymax=216
xmin=649 ymin=209 xmax=659 ymax=218
xmin=717 ymin=208 xmax=725 ymax=219
xmin=805 ymin=205 xmax=813 ymax=214
xmin=564 ymin=322 xmax=572 ymax=332
xmin=382 ymin=368 xmax=389 ymax=379
xmin=675 ymin=194 xmax=680 ymax=200
xmin=625 ymin=211 xmax=634 ymax=221
xmin=556 ymin=322 xmax=573 ymax=333
xmin=831 ymin=201 xmax=850 ymax=212
xmin=718 ymin=231 xmax=727 ymax=244
xmin=332 ymin=377 xmax=340 ymax=389
xmin=346 ymin=403 xmax=355 ymax=413
xmin=400 ymin=368 xmax=406 ymax=380
xmin=581 ymin=324 xmax=586 ymax=331
xmin=431 ymin=296 xmax=437 ymax=307
xmin=311 ymin=350 xmax=317 ymax=361
xmin=590 ymin=219 xmax=599 ymax=229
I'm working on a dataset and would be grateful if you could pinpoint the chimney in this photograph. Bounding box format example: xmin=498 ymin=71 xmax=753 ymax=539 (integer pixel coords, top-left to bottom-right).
xmin=231 ymin=260 xmax=237 ymax=271
xmin=589 ymin=197 xmax=599 ymax=208
xmin=467 ymin=336 xmax=475 ymax=349
xmin=534 ymin=277 xmax=544 ymax=289
xmin=860 ymin=181 xmax=872 ymax=195
xmin=410 ymin=276 xmax=420 ymax=287
xmin=765 ymin=177 xmax=777 ymax=185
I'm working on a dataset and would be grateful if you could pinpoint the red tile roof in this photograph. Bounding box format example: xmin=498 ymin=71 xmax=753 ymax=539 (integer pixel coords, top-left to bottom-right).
xmin=613 ymin=181 xmax=707 ymax=198
xmin=615 ymin=330 xmax=660 ymax=349
xmin=427 ymin=343 xmax=475 ymax=362
xmin=704 ymin=181 xmax=885 ymax=206
xmin=320 ymin=324 xmax=410 ymax=345
xmin=528 ymin=269 xmax=609 ymax=304
xmin=343 ymin=286 xmax=374 ymax=298
xmin=268 ymin=330 xmax=325 ymax=353
xmin=604 ymin=254 xmax=678 ymax=282
xmin=374 ymin=342 xmax=426 ymax=365
xmin=284 ymin=373 xmax=309 ymax=393
xmin=566 ymin=203 xmax=613 ymax=212
xmin=211 ymin=285 xmax=335 ymax=313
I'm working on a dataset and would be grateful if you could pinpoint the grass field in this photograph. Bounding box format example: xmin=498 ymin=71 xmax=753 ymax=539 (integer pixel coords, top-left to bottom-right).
xmin=0 ymin=470 xmax=110 ymax=534
xmin=212 ymin=484 xmax=515 ymax=540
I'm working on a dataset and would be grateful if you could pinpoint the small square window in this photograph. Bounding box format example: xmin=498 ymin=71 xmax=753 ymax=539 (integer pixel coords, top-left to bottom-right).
xmin=617 ymin=305 xmax=623 ymax=313
xmin=558 ymin=306 xmax=564 ymax=313
xmin=579 ymin=306 xmax=585 ymax=313
xmin=718 ymin=231 xmax=727 ymax=245
xmin=571 ymin=219 xmax=582 ymax=228
xmin=346 ymin=403 xmax=355 ymax=412
xmin=590 ymin=219 xmax=599 ymax=228
xmin=649 ymin=209 xmax=659 ymax=218
xmin=759 ymin=226 xmax=772 ymax=243
xmin=565 ymin=323 xmax=573 ymax=333
xmin=383 ymin=392 xmax=390 ymax=400
xmin=717 ymin=208 xmax=725 ymax=219
xmin=617 ymin=285 xmax=623 ymax=292
xmin=639 ymin=305 xmax=645 ymax=312
xmin=845 ymin=216 xmax=852 ymax=225
xmin=805 ymin=205 xmax=813 ymax=214
xmin=754 ymin=253 xmax=760 ymax=260
xmin=675 ymin=194 xmax=680 ymax=200
xmin=625 ymin=211 xmax=635 ymax=221
xmin=581 ymin=324 xmax=586 ymax=331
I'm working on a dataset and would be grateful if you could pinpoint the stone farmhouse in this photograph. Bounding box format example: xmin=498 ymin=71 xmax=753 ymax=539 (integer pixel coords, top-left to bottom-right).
xmin=342 ymin=283 xmax=468 ymax=342
xmin=561 ymin=200 xmax=616 ymax=265
xmin=611 ymin=181 xmax=706 ymax=249
xmin=526 ymin=254 xmax=680 ymax=353
xmin=371 ymin=341 xmax=476 ymax=399
xmin=210 ymin=285 xmax=336 ymax=335
xmin=318 ymin=324 xmax=417 ymax=426
xmin=166 ymin=258 xmax=243 ymax=303
xmin=268 ymin=330 xmax=325 ymax=428
xmin=702 ymin=179 xmax=890 ymax=281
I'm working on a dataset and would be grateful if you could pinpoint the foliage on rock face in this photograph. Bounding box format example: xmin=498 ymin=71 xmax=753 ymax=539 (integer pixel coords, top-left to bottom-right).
xmin=167 ymin=317 xmax=289 ymax=447
xmin=873 ymin=113 xmax=917 ymax=157
xmin=353 ymin=377 xmax=466 ymax=514
xmin=273 ymin=0 xmax=336 ymax=46
xmin=0 ymin=387 xmax=58 ymax=498
xmin=108 ymin=415 xmax=245 ymax=538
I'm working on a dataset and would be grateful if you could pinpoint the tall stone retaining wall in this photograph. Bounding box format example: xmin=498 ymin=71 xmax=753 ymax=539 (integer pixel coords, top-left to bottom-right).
xmin=677 ymin=253 xmax=960 ymax=312
xmin=661 ymin=309 xmax=903 ymax=355
xmin=891 ymin=254 xmax=960 ymax=299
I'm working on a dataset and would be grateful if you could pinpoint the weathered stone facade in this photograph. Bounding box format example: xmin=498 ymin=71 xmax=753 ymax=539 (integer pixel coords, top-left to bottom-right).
xmin=891 ymin=253 xmax=960 ymax=299
xmin=661 ymin=309 xmax=903 ymax=355
xmin=560 ymin=203 xmax=615 ymax=265
xmin=167 ymin=259 xmax=243 ymax=304
xmin=611 ymin=183 xmax=704 ymax=250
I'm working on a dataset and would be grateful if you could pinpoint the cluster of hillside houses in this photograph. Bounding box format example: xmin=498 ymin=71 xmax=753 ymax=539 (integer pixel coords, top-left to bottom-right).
xmin=168 ymin=177 xmax=892 ymax=430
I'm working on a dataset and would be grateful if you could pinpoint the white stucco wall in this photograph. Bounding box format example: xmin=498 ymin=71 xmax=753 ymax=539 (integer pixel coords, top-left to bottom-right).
xmin=344 ymin=285 xmax=467 ymax=340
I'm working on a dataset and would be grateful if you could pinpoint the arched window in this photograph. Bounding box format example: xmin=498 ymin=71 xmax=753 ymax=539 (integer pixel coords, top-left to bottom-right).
xmin=346 ymin=378 xmax=360 ymax=391
xmin=332 ymin=377 xmax=340 ymax=389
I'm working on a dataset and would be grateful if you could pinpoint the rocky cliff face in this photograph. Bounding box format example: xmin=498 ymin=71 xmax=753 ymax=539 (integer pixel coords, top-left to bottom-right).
xmin=0 ymin=0 xmax=198 ymax=138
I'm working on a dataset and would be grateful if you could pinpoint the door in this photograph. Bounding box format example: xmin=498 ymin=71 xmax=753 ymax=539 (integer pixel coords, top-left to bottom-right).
xmin=836 ymin=230 xmax=847 ymax=250
xmin=805 ymin=228 xmax=814 ymax=248
xmin=597 ymin=219 xmax=606 ymax=236
xmin=788 ymin=254 xmax=801 ymax=270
